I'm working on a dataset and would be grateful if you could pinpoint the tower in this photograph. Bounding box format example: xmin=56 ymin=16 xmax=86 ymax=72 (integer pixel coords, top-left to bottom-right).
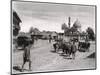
xmin=68 ymin=17 xmax=71 ymax=28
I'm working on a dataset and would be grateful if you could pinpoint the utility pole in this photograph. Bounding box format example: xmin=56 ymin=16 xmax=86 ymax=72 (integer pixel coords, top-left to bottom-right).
xmin=68 ymin=17 xmax=71 ymax=28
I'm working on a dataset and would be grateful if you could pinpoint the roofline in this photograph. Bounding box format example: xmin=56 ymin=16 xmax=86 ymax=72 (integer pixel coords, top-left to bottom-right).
xmin=13 ymin=10 xmax=22 ymax=23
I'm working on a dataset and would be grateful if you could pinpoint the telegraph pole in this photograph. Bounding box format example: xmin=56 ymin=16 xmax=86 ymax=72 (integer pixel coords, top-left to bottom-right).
xmin=68 ymin=17 xmax=71 ymax=28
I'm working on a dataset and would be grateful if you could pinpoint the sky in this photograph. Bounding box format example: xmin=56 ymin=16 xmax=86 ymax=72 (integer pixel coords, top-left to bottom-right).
xmin=12 ymin=1 xmax=96 ymax=33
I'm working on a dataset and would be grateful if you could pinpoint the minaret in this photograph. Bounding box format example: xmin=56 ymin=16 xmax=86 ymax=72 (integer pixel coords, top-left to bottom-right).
xmin=68 ymin=17 xmax=71 ymax=28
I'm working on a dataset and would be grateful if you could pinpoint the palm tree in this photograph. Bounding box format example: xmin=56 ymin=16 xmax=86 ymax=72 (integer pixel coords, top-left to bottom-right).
xmin=61 ymin=23 xmax=70 ymax=35
xmin=29 ymin=27 xmax=40 ymax=35
xmin=29 ymin=27 xmax=34 ymax=34
xmin=61 ymin=18 xmax=81 ymax=36
xmin=86 ymin=27 xmax=95 ymax=40
xmin=69 ymin=19 xmax=81 ymax=35
xmin=61 ymin=23 xmax=67 ymax=30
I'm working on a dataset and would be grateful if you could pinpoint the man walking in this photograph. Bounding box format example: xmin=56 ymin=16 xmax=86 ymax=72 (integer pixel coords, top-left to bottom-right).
xmin=49 ymin=35 xmax=52 ymax=43
xmin=71 ymin=41 xmax=77 ymax=59
xmin=21 ymin=41 xmax=32 ymax=72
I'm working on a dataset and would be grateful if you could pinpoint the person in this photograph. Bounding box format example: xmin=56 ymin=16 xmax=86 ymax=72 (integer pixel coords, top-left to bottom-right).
xmin=21 ymin=41 xmax=32 ymax=72
xmin=49 ymin=35 xmax=52 ymax=43
xmin=53 ymin=41 xmax=59 ymax=52
xmin=71 ymin=41 xmax=77 ymax=59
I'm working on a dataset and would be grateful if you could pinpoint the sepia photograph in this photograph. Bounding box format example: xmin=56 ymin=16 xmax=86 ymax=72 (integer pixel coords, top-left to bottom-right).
xmin=11 ymin=0 xmax=96 ymax=74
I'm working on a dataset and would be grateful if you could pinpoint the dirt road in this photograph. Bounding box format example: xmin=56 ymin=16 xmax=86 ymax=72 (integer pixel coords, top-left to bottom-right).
xmin=12 ymin=39 xmax=96 ymax=74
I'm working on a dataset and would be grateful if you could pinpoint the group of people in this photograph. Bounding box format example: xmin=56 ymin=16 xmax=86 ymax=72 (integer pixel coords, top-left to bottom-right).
xmin=53 ymin=36 xmax=91 ymax=59
xmin=16 ymin=35 xmax=90 ymax=72
xmin=53 ymin=38 xmax=77 ymax=59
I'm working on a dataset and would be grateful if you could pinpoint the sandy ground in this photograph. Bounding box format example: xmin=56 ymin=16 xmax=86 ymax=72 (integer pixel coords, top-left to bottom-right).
xmin=12 ymin=39 xmax=96 ymax=74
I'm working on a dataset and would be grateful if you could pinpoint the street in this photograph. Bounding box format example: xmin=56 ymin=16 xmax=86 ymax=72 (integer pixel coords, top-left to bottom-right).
xmin=12 ymin=39 xmax=96 ymax=74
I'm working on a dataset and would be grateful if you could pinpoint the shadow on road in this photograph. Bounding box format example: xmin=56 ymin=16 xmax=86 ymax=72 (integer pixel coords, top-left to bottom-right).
xmin=87 ymin=52 xmax=96 ymax=58
xmin=50 ymin=50 xmax=56 ymax=53
xmin=13 ymin=66 xmax=31 ymax=72
xmin=63 ymin=57 xmax=73 ymax=59
xmin=13 ymin=66 xmax=22 ymax=72
xmin=59 ymin=54 xmax=73 ymax=59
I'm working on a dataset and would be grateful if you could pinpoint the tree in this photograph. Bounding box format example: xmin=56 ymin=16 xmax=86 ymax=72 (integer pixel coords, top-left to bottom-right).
xmin=29 ymin=27 xmax=40 ymax=35
xmin=81 ymin=31 xmax=87 ymax=35
xmin=69 ymin=19 xmax=81 ymax=35
xmin=61 ymin=23 xmax=68 ymax=30
xmin=72 ymin=19 xmax=81 ymax=32
xmin=86 ymin=27 xmax=95 ymax=41
xmin=61 ymin=23 xmax=70 ymax=35
xmin=61 ymin=18 xmax=81 ymax=36
xmin=73 ymin=19 xmax=81 ymax=28
xmin=29 ymin=27 xmax=34 ymax=34
xmin=33 ymin=28 xmax=40 ymax=35
xmin=70 ymin=26 xmax=77 ymax=34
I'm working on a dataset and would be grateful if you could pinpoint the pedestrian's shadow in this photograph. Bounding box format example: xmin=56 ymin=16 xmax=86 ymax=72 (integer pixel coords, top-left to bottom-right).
xmin=13 ymin=66 xmax=22 ymax=72
xmin=13 ymin=66 xmax=32 ymax=72
xmin=59 ymin=54 xmax=73 ymax=59
xmin=50 ymin=50 xmax=56 ymax=53
xmin=63 ymin=56 xmax=73 ymax=59
xmin=59 ymin=53 xmax=68 ymax=56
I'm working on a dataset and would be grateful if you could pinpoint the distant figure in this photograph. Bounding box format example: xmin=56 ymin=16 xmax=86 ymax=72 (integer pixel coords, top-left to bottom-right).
xmin=70 ymin=41 xmax=77 ymax=59
xmin=49 ymin=35 xmax=52 ymax=43
xmin=35 ymin=37 xmax=38 ymax=41
xmin=31 ymin=35 xmax=35 ymax=45
xmin=53 ymin=41 xmax=59 ymax=52
xmin=21 ymin=41 xmax=32 ymax=71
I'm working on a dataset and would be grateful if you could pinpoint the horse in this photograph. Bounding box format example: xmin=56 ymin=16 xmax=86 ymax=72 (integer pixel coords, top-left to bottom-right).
xmin=78 ymin=41 xmax=90 ymax=52
xmin=53 ymin=40 xmax=77 ymax=59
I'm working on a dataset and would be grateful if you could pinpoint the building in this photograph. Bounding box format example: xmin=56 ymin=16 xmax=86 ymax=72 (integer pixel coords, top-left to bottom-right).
xmin=51 ymin=32 xmax=58 ymax=40
xmin=13 ymin=10 xmax=22 ymax=36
